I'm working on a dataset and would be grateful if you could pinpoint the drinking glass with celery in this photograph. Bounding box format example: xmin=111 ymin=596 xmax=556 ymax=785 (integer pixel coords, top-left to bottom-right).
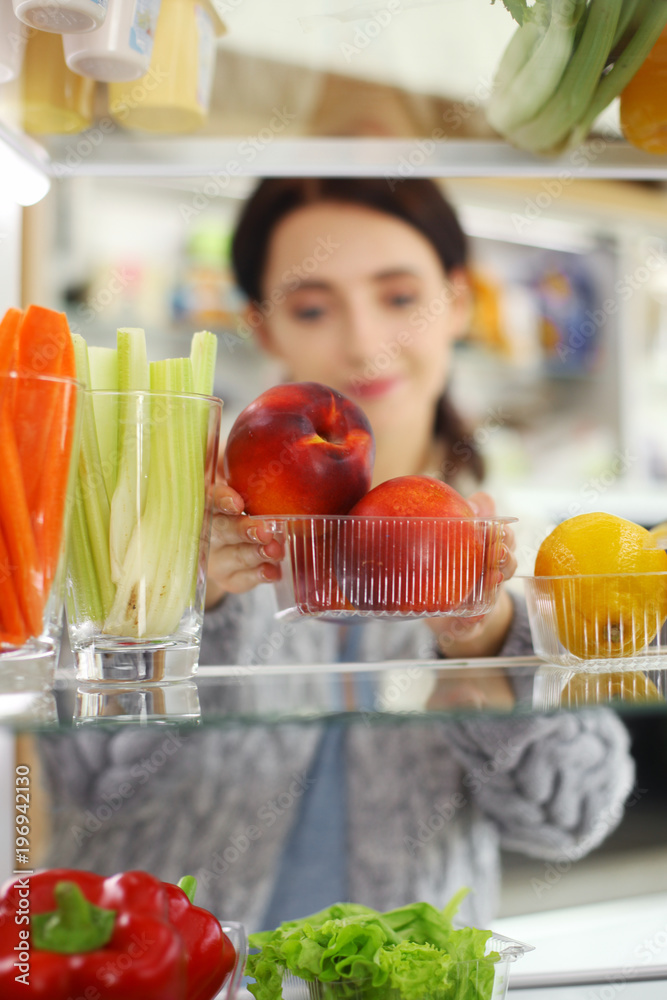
xmin=66 ymin=327 xmax=221 ymax=680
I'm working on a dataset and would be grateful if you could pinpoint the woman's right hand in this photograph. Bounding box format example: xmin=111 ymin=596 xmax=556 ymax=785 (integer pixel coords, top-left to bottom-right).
xmin=205 ymin=478 xmax=284 ymax=608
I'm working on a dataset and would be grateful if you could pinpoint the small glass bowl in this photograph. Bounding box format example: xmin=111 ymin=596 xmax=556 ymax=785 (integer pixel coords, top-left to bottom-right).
xmin=523 ymin=572 xmax=667 ymax=671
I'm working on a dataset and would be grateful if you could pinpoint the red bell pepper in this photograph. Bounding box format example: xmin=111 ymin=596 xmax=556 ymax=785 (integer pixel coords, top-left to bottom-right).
xmin=0 ymin=870 xmax=237 ymax=1000
xmin=166 ymin=876 xmax=237 ymax=1000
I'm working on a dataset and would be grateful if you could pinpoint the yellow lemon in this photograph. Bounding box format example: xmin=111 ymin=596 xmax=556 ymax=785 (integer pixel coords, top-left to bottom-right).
xmin=535 ymin=512 xmax=667 ymax=659
xmin=561 ymin=671 xmax=663 ymax=706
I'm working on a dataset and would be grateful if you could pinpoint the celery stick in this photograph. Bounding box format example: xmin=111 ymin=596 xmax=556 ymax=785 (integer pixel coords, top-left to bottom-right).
xmin=66 ymin=491 xmax=105 ymax=626
xmin=148 ymin=359 xmax=199 ymax=635
xmin=487 ymin=0 xmax=584 ymax=135
xmin=109 ymin=328 xmax=150 ymax=585
xmin=569 ymin=0 xmax=667 ymax=149
xmin=189 ymin=330 xmax=218 ymax=604
xmin=72 ymin=335 xmax=116 ymax=618
xmin=190 ymin=329 xmax=218 ymax=463
xmin=509 ymin=0 xmax=624 ymax=153
xmin=190 ymin=330 xmax=217 ymax=396
xmin=103 ymin=346 xmax=216 ymax=639
xmin=88 ymin=346 xmax=119 ymax=500
xmin=104 ymin=360 xmax=197 ymax=637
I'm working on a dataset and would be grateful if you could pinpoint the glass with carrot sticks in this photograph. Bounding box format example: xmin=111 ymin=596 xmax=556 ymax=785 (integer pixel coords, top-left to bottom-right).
xmin=0 ymin=369 xmax=82 ymax=686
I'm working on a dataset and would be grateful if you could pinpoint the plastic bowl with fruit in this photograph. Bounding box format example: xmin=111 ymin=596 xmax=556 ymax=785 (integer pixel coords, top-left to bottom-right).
xmin=252 ymin=507 xmax=515 ymax=621
xmin=524 ymin=512 xmax=667 ymax=671
xmin=224 ymin=383 xmax=516 ymax=621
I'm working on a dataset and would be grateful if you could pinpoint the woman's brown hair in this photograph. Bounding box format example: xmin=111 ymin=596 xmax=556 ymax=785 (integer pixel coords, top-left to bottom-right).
xmin=231 ymin=177 xmax=484 ymax=483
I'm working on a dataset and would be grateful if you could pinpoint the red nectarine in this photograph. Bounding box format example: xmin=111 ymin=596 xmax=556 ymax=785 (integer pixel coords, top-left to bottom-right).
xmin=341 ymin=475 xmax=484 ymax=614
xmin=223 ymin=382 xmax=375 ymax=516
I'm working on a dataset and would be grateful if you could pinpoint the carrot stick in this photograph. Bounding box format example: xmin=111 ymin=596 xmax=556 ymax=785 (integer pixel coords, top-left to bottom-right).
xmin=17 ymin=305 xmax=72 ymax=377
xmin=0 ymin=521 xmax=28 ymax=646
xmin=39 ymin=377 xmax=79 ymax=591
xmin=12 ymin=306 xmax=78 ymax=591
xmin=14 ymin=307 xmax=72 ymax=511
xmin=0 ymin=387 xmax=44 ymax=637
xmin=0 ymin=308 xmax=23 ymax=375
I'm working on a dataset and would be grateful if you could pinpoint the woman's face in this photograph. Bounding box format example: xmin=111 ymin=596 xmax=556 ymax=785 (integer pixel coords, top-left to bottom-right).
xmin=254 ymin=202 xmax=470 ymax=435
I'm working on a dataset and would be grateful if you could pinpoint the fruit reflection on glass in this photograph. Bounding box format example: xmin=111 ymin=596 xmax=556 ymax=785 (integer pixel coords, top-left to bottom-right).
xmin=341 ymin=476 xmax=486 ymax=614
xmin=535 ymin=512 xmax=667 ymax=660
xmin=561 ymin=671 xmax=663 ymax=707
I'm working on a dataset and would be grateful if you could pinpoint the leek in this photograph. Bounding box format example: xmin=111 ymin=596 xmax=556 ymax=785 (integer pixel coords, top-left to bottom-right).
xmin=488 ymin=0 xmax=667 ymax=155
xmin=569 ymin=0 xmax=667 ymax=148
xmin=486 ymin=0 xmax=585 ymax=135
xmin=510 ymin=0 xmax=624 ymax=153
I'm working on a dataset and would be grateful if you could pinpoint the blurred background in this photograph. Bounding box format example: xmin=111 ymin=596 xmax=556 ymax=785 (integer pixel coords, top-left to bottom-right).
xmin=13 ymin=173 xmax=667 ymax=569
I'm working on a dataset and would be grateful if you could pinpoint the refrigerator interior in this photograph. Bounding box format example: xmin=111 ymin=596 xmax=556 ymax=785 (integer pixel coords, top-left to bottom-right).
xmin=2 ymin=2 xmax=667 ymax=993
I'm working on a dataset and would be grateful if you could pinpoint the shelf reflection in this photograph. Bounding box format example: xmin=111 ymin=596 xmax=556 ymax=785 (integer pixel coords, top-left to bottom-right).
xmin=74 ymin=681 xmax=201 ymax=726
xmin=2 ymin=658 xmax=667 ymax=730
xmin=534 ymin=666 xmax=667 ymax=712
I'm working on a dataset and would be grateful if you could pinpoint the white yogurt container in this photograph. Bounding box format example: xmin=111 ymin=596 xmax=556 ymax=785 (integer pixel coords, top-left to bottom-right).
xmin=13 ymin=0 xmax=108 ymax=34
xmin=0 ymin=0 xmax=29 ymax=82
xmin=63 ymin=0 xmax=161 ymax=82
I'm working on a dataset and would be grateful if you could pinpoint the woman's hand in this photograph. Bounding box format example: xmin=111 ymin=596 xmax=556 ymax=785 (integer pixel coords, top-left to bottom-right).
xmin=426 ymin=490 xmax=517 ymax=659
xmin=205 ymin=477 xmax=284 ymax=609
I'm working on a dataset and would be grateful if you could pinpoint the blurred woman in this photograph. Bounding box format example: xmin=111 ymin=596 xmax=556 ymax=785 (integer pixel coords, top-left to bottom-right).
xmin=40 ymin=180 xmax=635 ymax=935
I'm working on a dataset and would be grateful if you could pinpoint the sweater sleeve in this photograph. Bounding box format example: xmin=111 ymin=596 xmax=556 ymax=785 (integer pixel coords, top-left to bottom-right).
xmin=199 ymin=592 xmax=249 ymax=666
xmin=498 ymin=590 xmax=534 ymax=658
xmin=441 ymin=708 xmax=635 ymax=861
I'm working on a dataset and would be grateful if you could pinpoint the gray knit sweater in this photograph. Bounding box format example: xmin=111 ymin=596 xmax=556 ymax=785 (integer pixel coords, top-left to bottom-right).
xmin=40 ymin=587 xmax=635 ymax=933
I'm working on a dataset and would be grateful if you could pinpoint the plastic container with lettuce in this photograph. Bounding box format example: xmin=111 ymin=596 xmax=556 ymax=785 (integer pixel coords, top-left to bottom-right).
xmin=246 ymin=891 xmax=532 ymax=1000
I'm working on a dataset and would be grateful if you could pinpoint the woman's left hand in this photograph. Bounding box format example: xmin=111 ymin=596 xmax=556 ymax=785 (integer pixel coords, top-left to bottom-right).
xmin=426 ymin=490 xmax=517 ymax=659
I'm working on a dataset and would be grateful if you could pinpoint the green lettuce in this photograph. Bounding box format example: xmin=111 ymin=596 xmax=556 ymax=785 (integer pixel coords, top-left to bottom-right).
xmin=246 ymin=891 xmax=500 ymax=1000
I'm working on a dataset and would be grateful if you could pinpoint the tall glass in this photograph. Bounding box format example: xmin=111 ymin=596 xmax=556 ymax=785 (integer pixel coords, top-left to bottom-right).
xmin=65 ymin=389 xmax=222 ymax=682
xmin=0 ymin=372 xmax=82 ymax=689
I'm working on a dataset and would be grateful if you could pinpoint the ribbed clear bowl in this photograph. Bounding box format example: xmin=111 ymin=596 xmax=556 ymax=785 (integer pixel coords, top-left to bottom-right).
xmin=523 ymin=572 xmax=667 ymax=671
xmin=248 ymin=515 xmax=516 ymax=622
